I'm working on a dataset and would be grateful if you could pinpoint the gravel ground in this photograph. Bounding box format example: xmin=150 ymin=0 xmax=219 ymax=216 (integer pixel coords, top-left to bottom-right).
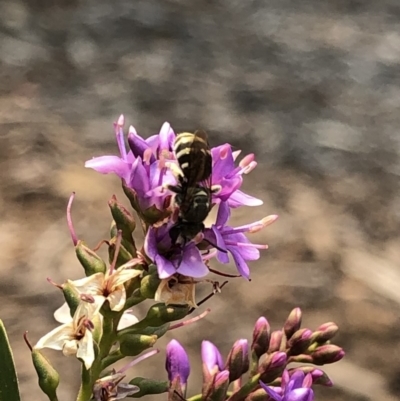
xmin=1 ymin=1 xmax=399 ymax=400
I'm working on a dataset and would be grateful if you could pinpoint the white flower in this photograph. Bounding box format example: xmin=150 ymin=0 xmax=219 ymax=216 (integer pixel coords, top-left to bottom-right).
xmin=54 ymin=302 xmax=139 ymax=331
xmin=35 ymin=301 xmax=102 ymax=369
xmin=67 ymin=260 xmax=142 ymax=312
xmin=155 ymin=275 xmax=197 ymax=308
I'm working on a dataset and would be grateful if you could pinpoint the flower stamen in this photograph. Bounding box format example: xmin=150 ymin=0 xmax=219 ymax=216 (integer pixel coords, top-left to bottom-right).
xmin=115 ymin=115 xmax=127 ymax=160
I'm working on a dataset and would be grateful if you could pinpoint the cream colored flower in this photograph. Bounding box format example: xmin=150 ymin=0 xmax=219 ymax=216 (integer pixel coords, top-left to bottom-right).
xmin=35 ymin=301 xmax=102 ymax=369
xmin=54 ymin=302 xmax=139 ymax=331
xmin=68 ymin=260 xmax=142 ymax=312
xmin=155 ymin=275 xmax=197 ymax=308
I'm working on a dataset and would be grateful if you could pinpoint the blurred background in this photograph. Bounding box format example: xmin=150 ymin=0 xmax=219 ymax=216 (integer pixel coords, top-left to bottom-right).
xmin=1 ymin=1 xmax=400 ymax=400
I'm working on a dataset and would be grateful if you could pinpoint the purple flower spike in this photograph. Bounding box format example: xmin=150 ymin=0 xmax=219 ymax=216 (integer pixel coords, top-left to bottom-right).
xmin=145 ymin=225 xmax=209 ymax=279
xmin=211 ymin=144 xmax=262 ymax=208
xmin=166 ymin=340 xmax=190 ymax=385
xmin=204 ymin=202 xmax=277 ymax=279
xmin=259 ymin=370 xmax=314 ymax=401
xmin=201 ymin=340 xmax=224 ymax=376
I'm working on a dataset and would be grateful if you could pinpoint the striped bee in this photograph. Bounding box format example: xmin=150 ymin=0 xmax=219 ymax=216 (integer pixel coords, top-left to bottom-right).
xmin=167 ymin=131 xmax=217 ymax=247
xmin=173 ymin=130 xmax=212 ymax=187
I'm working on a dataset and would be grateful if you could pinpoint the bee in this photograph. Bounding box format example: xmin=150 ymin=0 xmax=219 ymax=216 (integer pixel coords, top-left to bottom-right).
xmin=167 ymin=130 xmax=218 ymax=247
xmin=173 ymin=130 xmax=212 ymax=187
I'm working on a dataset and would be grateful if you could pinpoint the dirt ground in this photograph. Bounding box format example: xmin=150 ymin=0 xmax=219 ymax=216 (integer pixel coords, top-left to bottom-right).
xmin=1 ymin=1 xmax=400 ymax=400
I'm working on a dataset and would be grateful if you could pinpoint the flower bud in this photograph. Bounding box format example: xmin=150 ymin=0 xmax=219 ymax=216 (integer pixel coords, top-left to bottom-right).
xmin=119 ymin=334 xmax=158 ymax=356
xmin=122 ymin=181 xmax=170 ymax=225
xmin=259 ymin=351 xmax=287 ymax=383
xmin=202 ymin=341 xmax=224 ymax=379
xmin=61 ymin=282 xmax=80 ymax=316
xmin=311 ymin=344 xmax=345 ymax=365
xmin=202 ymin=370 xmax=230 ymax=401
xmin=283 ymin=307 xmax=302 ymax=340
xmin=287 ymin=329 xmax=313 ymax=355
xmin=251 ymin=317 xmax=270 ymax=359
xmin=124 ymin=292 xmax=146 ymax=309
xmin=140 ymin=303 xmax=190 ymax=327
xmin=141 ymin=204 xmax=171 ymax=226
xmin=268 ymin=330 xmax=285 ymax=353
xmin=293 ymin=366 xmax=333 ymax=386
xmin=108 ymin=237 xmax=135 ymax=267
xmin=75 ymin=240 xmax=107 ymax=276
xmin=31 ymin=349 xmax=60 ymax=400
xmin=129 ymin=377 xmax=168 ymax=397
xmin=109 ymin=195 xmax=136 ymax=235
xmin=140 ymin=270 xmax=162 ymax=299
xmin=225 ymin=339 xmax=249 ymax=382
xmin=166 ymin=340 xmax=190 ymax=395
xmin=289 ymin=354 xmax=314 ymax=364
xmin=311 ymin=322 xmax=339 ymax=344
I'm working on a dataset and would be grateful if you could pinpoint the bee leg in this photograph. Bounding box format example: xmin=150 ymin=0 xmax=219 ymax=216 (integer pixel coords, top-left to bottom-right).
xmin=211 ymin=184 xmax=222 ymax=194
xmin=164 ymin=161 xmax=184 ymax=179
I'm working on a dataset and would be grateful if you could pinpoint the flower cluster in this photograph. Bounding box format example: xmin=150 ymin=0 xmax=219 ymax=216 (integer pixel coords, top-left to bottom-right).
xmin=14 ymin=116 xmax=345 ymax=401
xmin=85 ymin=115 xmax=277 ymax=283
xmin=164 ymin=309 xmax=344 ymax=401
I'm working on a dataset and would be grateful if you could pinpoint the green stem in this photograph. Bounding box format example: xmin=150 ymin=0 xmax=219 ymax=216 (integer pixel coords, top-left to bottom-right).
xmin=187 ymin=395 xmax=202 ymax=401
xmin=76 ymin=316 xmax=116 ymax=401
xmin=226 ymin=373 xmax=261 ymax=401
xmin=100 ymin=350 xmax=125 ymax=371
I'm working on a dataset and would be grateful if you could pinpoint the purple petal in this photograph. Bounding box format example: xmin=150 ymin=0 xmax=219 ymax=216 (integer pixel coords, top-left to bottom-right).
xmin=166 ymin=339 xmax=190 ymax=384
xmin=289 ymin=371 xmax=306 ymax=390
xmin=155 ymin=255 xmax=176 ymax=279
xmin=129 ymin=157 xmax=150 ymax=194
xmin=201 ymin=341 xmax=224 ymax=372
xmin=211 ymin=144 xmax=235 ymax=181
xmin=145 ymin=134 xmax=160 ymax=155
xmin=85 ymin=156 xmax=131 ymax=182
xmin=177 ymin=245 xmax=209 ymax=278
xmin=287 ymin=389 xmax=314 ymax=401
xmin=217 ymin=250 xmax=230 ymax=264
xmin=158 ymin=122 xmax=175 ymax=151
xmin=226 ymin=233 xmax=260 ymax=260
xmin=227 ymin=190 xmax=263 ymax=208
xmin=302 ymin=373 xmax=313 ymax=388
xmin=128 ymin=129 xmax=153 ymax=161
xmin=144 ymin=228 xmax=158 ymax=260
xmin=215 ymin=202 xmax=230 ymax=227
xmin=259 ymin=382 xmax=282 ymax=401
xmin=215 ymin=176 xmax=242 ymax=202
xmin=229 ymin=248 xmax=250 ymax=279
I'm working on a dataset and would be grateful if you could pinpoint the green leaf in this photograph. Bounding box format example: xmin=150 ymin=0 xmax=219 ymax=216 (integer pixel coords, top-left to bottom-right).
xmin=0 ymin=320 xmax=21 ymax=401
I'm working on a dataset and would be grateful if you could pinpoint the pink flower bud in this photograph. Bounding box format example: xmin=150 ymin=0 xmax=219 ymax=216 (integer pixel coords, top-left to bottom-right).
xmin=283 ymin=307 xmax=302 ymax=339
xmin=252 ymin=317 xmax=270 ymax=359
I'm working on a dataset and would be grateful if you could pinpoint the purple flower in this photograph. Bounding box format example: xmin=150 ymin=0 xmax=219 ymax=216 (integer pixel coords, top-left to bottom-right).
xmin=166 ymin=340 xmax=190 ymax=386
xmin=85 ymin=116 xmax=176 ymax=210
xmin=144 ymin=224 xmax=208 ymax=279
xmin=204 ymin=202 xmax=278 ymax=279
xmin=259 ymin=370 xmax=314 ymax=401
xmin=210 ymin=144 xmax=263 ymax=208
